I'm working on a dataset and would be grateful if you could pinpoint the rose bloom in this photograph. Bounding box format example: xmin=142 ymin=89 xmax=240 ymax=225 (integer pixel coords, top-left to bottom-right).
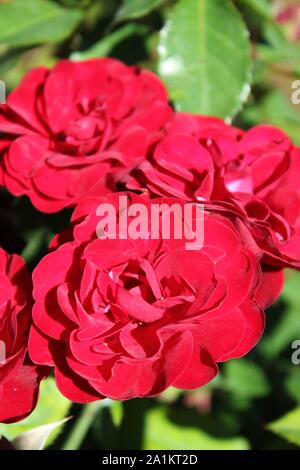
xmin=28 ymin=193 xmax=280 ymax=402
xmin=0 ymin=248 xmax=48 ymax=423
xmin=116 ymin=114 xmax=300 ymax=269
xmin=0 ymin=59 xmax=172 ymax=213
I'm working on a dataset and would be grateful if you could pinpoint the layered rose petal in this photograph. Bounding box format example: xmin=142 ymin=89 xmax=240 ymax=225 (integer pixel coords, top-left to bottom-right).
xmin=116 ymin=114 xmax=300 ymax=270
xmin=0 ymin=248 xmax=48 ymax=423
xmin=0 ymin=364 xmax=47 ymax=423
xmin=0 ymin=59 xmax=173 ymax=213
xmin=29 ymin=193 xmax=266 ymax=401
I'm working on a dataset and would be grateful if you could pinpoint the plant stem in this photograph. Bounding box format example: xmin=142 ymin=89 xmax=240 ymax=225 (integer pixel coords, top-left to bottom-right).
xmin=21 ymin=228 xmax=47 ymax=264
xmin=62 ymin=401 xmax=104 ymax=450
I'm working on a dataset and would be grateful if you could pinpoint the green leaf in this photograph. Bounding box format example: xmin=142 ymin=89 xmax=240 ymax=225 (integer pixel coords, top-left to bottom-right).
xmin=236 ymin=0 xmax=272 ymax=21
xmin=110 ymin=401 xmax=124 ymax=428
xmin=267 ymin=408 xmax=300 ymax=447
xmin=258 ymin=22 xmax=300 ymax=65
xmin=259 ymin=45 xmax=300 ymax=64
xmin=242 ymin=92 xmax=300 ymax=146
xmin=285 ymin=370 xmax=300 ymax=405
xmin=12 ymin=418 xmax=70 ymax=450
xmin=0 ymin=48 xmax=22 ymax=78
xmin=0 ymin=0 xmax=82 ymax=47
xmin=223 ymin=359 xmax=270 ymax=399
xmin=158 ymin=0 xmax=252 ymax=118
xmin=281 ymin=271 xmax=300 ymax=306
xmin=115 ymin=0 xmax=166 ymax=23
xmin=263 ymin=21 xmax=293 ymax=49
xmin=143 ymin=407 xmax=250 ymax=450
xmin=71 ymin=23 xmax=147 ymax=60
xmin=259 ymin=271 xmax=300 ymax=358
xmin=62 ymin=401 xmax=108 ymax=450
xmin=0 ymin=377 xmax=71 ymax=447
xmin=59 ymin=0 xmax=92 ymax=7
xmin=21 ymin=228 xmax=49 ymax=264
xmin=257 ymin=19 xmax=300 ymax=66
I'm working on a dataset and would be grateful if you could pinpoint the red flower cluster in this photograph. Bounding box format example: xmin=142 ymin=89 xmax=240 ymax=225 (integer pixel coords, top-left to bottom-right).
xmin=29 ymin=194 xmax=268 ymax=401
xmin=118 ymin=114 xmax=300 ymax=270
xmin=0 ymin=59 xmax=171 ymax=212
xmin=0 ymin=249 xmax=48 ymax=423
xmin=0 ymin=59 xmax=299 ymax=417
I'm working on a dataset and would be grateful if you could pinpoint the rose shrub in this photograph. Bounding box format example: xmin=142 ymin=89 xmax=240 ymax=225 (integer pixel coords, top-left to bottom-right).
xmin=0 ymin=59 xmax=172 ymax=213
xmin=28 ymin=192 xmax=277 ymax=402
xmin=0 ymin=248 xmax=48 ymax=423
xmin=0 ymin=0 xmax=298 ymax=448
xmin=117 ymin=114 xmax=300 ymax=269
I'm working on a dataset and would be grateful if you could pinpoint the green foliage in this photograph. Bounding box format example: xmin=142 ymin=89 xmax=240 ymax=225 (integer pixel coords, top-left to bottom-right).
xmin=143 ymin=407 xmax=249 ymax=450
xmin=285 ymin=370 xmax=300 ymax=405
xmin=223 ymin=359 xmax=270 ymax=400
xmin=12 ymin=418 xmax=70 ymax=450
xmin=0 ymin=0 xmax=82 ymax=47
xmin=115 ymin=0 xmax=167 ymax=23
xmin=72 ymin=24 xmax=147 ymax=60
xmin=158 ymin=0 xmax=252 ymax=117
xmin=236 ymin=0 xmax=272 ymax=21
xmin=0 ymin=377 xmax=71 ymax=447
xmin=0 ymin=0 xmax=300 ymax=452
xmin=243 ymin=91 xmax=300 ymax=145
xmin=110 ymin=401 xmax=124 ymax=428
xmin=268 ymin=408 xmax=300 ymax=447
xmin=259 ymin=272 xmax=300 ymax=359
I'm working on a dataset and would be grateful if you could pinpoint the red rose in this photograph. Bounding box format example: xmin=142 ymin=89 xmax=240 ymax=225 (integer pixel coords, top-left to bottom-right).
xmin=117 ymin=114 xmax=300 ymax=269
xmin=0 ymin=59 xmax=172 ymax=213
xmin=29 ymin=193 xmax=269 ymax=402
xmin=0 ymin=248 xmax=48 ymax=423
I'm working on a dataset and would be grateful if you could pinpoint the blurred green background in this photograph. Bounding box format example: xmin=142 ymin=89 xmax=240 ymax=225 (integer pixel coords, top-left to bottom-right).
xmin=1 ymin=0 xmax=300 ymax=450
